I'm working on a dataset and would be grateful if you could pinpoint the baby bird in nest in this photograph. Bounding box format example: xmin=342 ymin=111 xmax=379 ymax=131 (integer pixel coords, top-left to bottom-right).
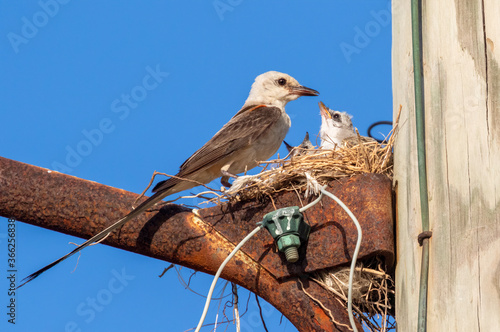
xmin=284 ymin=132 xmax=315 ymax=157
xmin=318 ymin=101 xmax=375 ymax=149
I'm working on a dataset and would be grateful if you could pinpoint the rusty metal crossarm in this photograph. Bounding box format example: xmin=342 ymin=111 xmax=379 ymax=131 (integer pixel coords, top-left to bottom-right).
xmin=0 ymin=156 xmax=394 ymax=331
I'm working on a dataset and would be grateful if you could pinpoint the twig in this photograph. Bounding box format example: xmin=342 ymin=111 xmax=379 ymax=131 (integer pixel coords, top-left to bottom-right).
xmin=254 ymin=293 xmax=269 ymax=332
xmin=158 ymin=264 xmax=175 ymax=278
xmin=232 ymin=283 xmax=240 ymax=332
xmin=298 ymin=278 xmax=353 ymax=330
xmin=133 ymin=171 xmax=222 ymax=208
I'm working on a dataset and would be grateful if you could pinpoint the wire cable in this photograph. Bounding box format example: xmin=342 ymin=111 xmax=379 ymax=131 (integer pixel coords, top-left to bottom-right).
xmin=195 ymin=186 xmax=361 ymax=331
xmin=411 ymin=0 xmax=431 ymax=330
xmin=367 ymin=120 xmax=393 ymax=143
xmin=319 ymin=187 xmax=362 ymax=332
xmin=297 ymin=185 xmax=365 ymax=329
xmin=194 ymin=225 xmax=263 ymax=332
xmin=298 ymin=182 xmax=362 ymax=331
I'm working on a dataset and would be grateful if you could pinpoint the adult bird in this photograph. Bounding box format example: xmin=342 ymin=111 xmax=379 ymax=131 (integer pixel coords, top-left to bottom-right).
xmin=318 ymin=101 xmax=374 ymax=149
xmin=20 ymin=71 xmax=319 ymax=286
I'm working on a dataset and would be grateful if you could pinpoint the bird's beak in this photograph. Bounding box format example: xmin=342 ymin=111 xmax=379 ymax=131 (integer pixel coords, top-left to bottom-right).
xmin=319 ymin=101 xmax=331 ymax=119
xmin=290 ymin=85 xmax=319 ymax=97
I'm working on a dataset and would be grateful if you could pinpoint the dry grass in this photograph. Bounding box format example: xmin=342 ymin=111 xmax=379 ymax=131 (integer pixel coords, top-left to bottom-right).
xmin=207 ymin=128 xmax=395 ymax=205
xmin=312 ymin=257 xmax=395 ymax=332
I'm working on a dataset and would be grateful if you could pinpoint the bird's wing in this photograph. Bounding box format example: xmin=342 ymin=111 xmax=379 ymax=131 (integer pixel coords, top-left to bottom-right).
xmin=152 ymin=105 xmax=282 ymax=193
xmin=180 ymin=105 xmax=282 ymax=176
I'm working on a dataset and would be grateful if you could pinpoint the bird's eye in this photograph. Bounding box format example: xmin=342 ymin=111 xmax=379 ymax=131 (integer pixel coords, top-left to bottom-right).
xmin=333 ymin=113 xmax=341 ymax=121
xmin=277 ymin=78 xmax=287 ymax=86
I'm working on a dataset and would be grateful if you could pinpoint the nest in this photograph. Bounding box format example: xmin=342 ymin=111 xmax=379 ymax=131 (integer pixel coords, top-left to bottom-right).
xmin=208 ymin=129 xmax=395 ymax=205
xmin=312 ymin=257 xmax=395 ymax=332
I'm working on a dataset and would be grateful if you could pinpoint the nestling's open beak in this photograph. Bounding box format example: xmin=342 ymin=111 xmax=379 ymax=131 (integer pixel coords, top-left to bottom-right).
xmin=290 ymin=85 xmax=319 ymax=97
xmin=319 ymin=101 xmax=331 ymax=119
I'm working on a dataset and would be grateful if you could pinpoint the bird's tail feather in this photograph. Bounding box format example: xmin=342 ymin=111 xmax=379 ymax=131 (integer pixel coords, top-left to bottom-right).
xmin=18 ymin=180 xmax=177 ymax=288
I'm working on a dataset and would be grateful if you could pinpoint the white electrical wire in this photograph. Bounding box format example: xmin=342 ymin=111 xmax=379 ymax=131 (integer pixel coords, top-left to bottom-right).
xmin=299 ymin=185 xmax=327 ymax=212
xmin=297 ymin=183 xmax=363 ymax=331
xmin=319 ymin=187 xmax=362 ymax=332
xmin=194 ymin=225 xmax=263 ymax=332
xmin=195 ymin=185 xmax=362 ymax=332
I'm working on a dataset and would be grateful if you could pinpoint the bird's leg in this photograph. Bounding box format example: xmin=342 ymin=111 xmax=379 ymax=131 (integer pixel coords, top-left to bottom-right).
xmin=221 ymin=176 xmax=231 ymax=188
xmin=221 ymin=169 xmax=238 ymax=188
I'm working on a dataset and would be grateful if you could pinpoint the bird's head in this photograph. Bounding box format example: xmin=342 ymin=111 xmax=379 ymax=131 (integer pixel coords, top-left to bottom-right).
xmin=318 ymin=101 xmax=354 ymax=130
xmin=319 ymin=101 xmax=356 ymax=149
xmin=245 ymin=71 xmax=319 ymax=109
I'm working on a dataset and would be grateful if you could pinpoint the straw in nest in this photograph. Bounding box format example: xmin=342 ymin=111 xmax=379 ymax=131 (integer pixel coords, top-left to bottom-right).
xmin=312 ymin=257 xmax=395 ymax=332
xmin=207 ymin=127 xmax=395 ymax=204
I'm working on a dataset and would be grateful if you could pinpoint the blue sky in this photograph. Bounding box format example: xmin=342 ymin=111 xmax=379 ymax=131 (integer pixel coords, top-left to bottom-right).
xmin=0 ymin=1 xmax=392 ymax=331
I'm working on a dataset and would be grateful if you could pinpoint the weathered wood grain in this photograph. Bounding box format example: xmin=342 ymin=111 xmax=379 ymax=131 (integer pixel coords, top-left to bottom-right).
xmin=393 ymin=0 xmax=500 ymax=330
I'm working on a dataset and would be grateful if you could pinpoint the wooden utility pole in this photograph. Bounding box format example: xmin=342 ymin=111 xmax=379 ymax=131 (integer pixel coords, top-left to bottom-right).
xmin=393 ymin=0 xmax=500 ymax=331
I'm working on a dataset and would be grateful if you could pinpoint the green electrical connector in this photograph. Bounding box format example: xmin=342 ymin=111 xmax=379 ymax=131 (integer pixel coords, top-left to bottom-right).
xmin=260 ymin=206 xmax=311 ymax=263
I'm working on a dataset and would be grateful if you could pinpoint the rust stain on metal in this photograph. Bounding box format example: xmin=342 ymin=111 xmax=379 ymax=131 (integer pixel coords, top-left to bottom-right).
xmin=0 ymin=156 xmax=390 ymax=332
xmin=199 ymin=173 xmax=394 ymax=279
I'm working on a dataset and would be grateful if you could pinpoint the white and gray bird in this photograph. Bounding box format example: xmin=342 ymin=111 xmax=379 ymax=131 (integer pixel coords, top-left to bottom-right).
xmin=21 ymin=71 xmax=319 ymax=286
xmin=319 ymin=101 xmax=374 ymax=149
